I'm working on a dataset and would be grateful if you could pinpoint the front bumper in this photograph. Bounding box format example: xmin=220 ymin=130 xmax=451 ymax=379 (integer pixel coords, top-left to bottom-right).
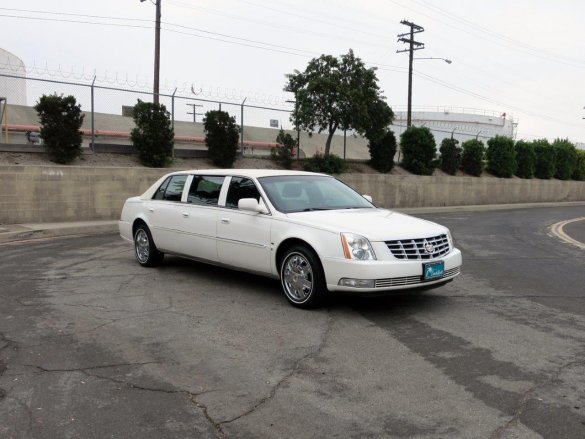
xmin=322 ymin=248 xmax=462 ymax=293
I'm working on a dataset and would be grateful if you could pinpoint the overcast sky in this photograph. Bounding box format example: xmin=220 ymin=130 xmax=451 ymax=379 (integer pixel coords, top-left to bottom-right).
xmin=2 ymin=0 xmax=585 ymax=143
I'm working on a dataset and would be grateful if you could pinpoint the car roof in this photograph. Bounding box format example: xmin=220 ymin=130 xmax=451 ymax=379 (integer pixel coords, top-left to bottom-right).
xmin=164 ymin=169 xmax=328 ymax=179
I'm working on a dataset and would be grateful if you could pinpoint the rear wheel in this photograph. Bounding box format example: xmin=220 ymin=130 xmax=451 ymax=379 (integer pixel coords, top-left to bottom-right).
xmin=280 ymin=245 xmax=326 ymax=308
xmin=134 ymin=224 xmax=164 ymax=267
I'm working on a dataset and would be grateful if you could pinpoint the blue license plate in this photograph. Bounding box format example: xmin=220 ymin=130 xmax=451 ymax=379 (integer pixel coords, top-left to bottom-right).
xmin=423 ymin=261 xmax=444 ymax=280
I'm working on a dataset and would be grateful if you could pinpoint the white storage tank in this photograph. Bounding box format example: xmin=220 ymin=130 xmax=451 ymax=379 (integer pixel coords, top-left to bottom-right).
xmin=0 ymin=48 xmax=27 ymax=105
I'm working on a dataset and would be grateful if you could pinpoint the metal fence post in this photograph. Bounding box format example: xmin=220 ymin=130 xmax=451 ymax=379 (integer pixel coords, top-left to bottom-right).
xmin=240 ymin=97 xmax=246 ymax=155
xmin=91 ymin=76 xmax=96 ymax=152
xmin=343 ymin=130 xmax=347 ymax=159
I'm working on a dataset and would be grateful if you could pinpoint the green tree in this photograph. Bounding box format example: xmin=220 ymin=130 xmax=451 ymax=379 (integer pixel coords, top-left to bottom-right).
xmin=204 ymin=110 xmax=240 ymax=168
xmin=573 ymin=150 xmax=585 ymax=181
xmin=533 ymin=139 xmax=556 ymax=179
xmin=461 ymin=139 xmax=486 ymax=176
xmin=285 ymin=49 xmax=393 ymax=157
xmin=514 ymin=140 xmax=536 ymax=179
xmin=486 ymin=135 xmax=516 ymax=178
xmin=552 ymin=138 xmax=577 ymax=180
xmin=439 ymin=137 xmax=462 ymax=176
xmin=400 ymin=126 xmax=437 ymax=175
xmin=367 ymin=129 xmax=397 ymax=173
xmin=34 ymin=94 xmax=84 ymax=164
xmin=271 ymin=129 xmax=295 ymax=169
xmin=130 ymin=100 xmax=174 ymax=167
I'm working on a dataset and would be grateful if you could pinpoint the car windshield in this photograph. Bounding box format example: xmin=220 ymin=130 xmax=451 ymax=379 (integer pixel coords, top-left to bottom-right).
xmin=258 ymin=175 xmax=374 ymax=213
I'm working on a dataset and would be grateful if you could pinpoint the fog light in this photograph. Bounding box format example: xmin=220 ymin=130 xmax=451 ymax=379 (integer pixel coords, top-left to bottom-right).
xmin=338 ymin=278 xmax=376 ymax=288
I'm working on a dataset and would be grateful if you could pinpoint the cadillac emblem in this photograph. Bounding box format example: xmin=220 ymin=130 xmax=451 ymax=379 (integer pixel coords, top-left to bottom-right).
xmin=423 ymin=240 xmax=434 ymax=254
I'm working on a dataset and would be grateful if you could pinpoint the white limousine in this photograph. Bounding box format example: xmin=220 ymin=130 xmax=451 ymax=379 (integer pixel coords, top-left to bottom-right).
xmin=119 ymin=169 xmax=462 ymax=308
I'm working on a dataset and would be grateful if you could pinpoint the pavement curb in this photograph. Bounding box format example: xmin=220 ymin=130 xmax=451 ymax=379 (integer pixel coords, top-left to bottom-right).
xmin=0 ymin=221 xmax=118 ymax=244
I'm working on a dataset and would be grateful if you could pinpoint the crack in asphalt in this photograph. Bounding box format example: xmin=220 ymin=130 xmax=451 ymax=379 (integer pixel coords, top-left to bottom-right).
xmin=489 ymin=358 xmax=585 ymax=439
xmin=10 ymin=360 xmax=225 ymax=438
xmin=218 ymin=310 xmax=334 ymax=428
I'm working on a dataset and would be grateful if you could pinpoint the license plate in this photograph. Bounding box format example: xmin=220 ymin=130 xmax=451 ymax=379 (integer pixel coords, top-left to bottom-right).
xmin=423 ymin=261 xmax=444 ymax=280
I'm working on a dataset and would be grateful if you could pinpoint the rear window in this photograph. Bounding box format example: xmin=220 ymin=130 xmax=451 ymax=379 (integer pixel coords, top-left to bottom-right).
xmin=153 ymin=175 xmax=187 ymax=202
xmin=187 ymin=176 xmax=224 ymax=206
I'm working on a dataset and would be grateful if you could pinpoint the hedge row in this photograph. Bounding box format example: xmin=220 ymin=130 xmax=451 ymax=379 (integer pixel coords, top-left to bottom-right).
xmin=399 ymin=127 xmax=584 ymax=181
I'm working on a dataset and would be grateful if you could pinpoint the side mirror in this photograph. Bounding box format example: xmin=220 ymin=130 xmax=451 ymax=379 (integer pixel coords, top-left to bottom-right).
xmin=238 ymin=198 xmax=269 ymax=214
xmin=363 ymin=195 xmax=373 ymax=203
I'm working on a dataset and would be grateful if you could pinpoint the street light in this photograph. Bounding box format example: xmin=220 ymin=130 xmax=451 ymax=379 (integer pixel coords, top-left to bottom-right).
xmin=404 ymin=57 xmax=452 ymax=127
xmin=140 ymin=0 xmax=161 ymax=104
xmin=286 ymin=100 xmax=300 ymax=160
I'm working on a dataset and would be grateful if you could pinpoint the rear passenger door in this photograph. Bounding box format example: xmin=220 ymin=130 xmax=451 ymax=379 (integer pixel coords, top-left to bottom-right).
xmin=147 ymin=174 xmax=188 ymax=252
xmin=175 ymin=175 xmax=226 ymax=262
xmin=216 ymin=176 xmax=272 ymax=274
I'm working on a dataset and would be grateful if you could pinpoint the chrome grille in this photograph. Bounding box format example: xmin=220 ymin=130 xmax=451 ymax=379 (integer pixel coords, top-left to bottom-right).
xmin=374 ymin=266 xmax=460 ymax=288
xmin=385 ymin=234 xmax=450 ymax=260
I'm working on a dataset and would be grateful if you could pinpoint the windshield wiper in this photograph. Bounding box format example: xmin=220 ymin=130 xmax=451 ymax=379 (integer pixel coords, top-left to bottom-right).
xmin=302 ymin=208 xmax=332 ymax=212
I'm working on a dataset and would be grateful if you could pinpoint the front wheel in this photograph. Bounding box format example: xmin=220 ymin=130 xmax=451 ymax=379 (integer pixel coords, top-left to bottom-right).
xmin=134 ymin=224 xmax=164 ymax=267
xmin=280 ymin=245 xmax=327 ymax=308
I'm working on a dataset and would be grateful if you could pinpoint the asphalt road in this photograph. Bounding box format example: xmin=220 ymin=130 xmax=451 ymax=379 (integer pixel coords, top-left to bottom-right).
xmin=1 ymin=205 xmax=585 ymax=438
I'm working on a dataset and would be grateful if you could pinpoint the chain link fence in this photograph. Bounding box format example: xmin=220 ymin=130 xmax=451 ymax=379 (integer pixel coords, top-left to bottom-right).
xmin=0 ymin=73 xmax=371 ymax=160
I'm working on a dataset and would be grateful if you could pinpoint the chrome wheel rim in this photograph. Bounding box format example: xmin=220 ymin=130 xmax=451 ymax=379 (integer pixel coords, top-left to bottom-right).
xmin=135 ymin=229 xmax=150 ymax=264
xmin=282 ymin=253 xmax=313 ymax=302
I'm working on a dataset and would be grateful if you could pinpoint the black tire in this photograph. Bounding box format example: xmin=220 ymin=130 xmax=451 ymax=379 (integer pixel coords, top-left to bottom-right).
xmin=133 ymin=224 xmax=164 ymax=267
xmin=279 ymin=245 xmax=327 ymax=308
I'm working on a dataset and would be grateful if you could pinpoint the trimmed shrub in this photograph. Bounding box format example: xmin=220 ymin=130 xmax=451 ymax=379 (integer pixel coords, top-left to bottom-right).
xmin=367 ymin=129 xmax=397 ymax=173
xmin=400 ymin=126 xmax=437 ymax=175
xmin=552 ymin=138 xmax=577 ymax=180
xmin=271 ymin=129 xmax=295 ymax=169
xmin=130 ymin=100 xmax=174 ymax=167
xmin=204 ymin=110 xmax=240 ymax=168
xmin=303 ymin=153 xmax=348 ymax=174
xmin=34 ymin=94 xmax=84 ymax=164
xmin=461 ymin=139 xmax=485 ymax=176
xmin=514 ymin=140 xmax=536 ymax=179
xmin=573 ymin=150 xmax=585 ymax=181
xmin=486 ymin=135 xmax=516 ymax=178
xmin=533 ymin=139 xmax=556 ymax=179
xmin=439 ymin=137 xmax=462 ymax=175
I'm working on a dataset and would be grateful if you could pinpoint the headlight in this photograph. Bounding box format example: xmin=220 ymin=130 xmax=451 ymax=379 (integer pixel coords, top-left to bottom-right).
xmin=341 ymin=233 xmax=376 ymax=260
xmin=447 ymin=229 xmax=454 ymax=247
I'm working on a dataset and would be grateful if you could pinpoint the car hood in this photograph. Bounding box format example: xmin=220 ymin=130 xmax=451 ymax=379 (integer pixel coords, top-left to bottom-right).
xmin=286 ymin=208 xmax=448 ymax=241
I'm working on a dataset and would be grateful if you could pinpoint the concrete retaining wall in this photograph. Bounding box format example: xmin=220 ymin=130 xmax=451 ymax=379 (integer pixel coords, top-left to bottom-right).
xmin=1 ymin=165 xmax=584 ymax=224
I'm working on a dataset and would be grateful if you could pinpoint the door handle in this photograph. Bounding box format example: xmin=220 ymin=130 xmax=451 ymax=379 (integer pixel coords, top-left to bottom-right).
xmin=220 ymin=218 xmax=230 ymax=224
xmin=182 ymin=212 xmax=189 ymax=218
xmin=148 ymin=208 xmax=154 ymax=213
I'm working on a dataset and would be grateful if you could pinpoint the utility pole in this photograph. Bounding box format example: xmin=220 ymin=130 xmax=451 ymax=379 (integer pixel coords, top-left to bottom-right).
xmin=141 ymin=0 xmax=161 ymax=103
xmin=154 ymin=0 xmax=161 ymax=103
xmin=186 ymin=103 xmax=203 ymax=122
xmin=397 ymin=20 xmax=425 ymax=127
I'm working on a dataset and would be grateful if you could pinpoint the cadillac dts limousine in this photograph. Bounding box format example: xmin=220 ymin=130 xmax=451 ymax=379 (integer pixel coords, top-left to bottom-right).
xmin=119 ymin=169 xmax=462 ymax=308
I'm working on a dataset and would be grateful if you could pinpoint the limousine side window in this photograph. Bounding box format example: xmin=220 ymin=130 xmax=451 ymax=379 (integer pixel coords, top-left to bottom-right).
xmin=187 ymin=175 xmax=224 ymax=205
xmin=225 ymin=177 xmax=261 ymax=209
xmin=152 ymin=177 xmax=171 ymax=200
xmin=153 ymin=175 xmax=187 ymax=202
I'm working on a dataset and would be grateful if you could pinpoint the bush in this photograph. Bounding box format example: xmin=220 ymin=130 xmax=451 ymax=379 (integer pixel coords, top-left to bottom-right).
xmin=271 ymin=129 xmax=295 ymax=169
xmin=553 ymin=138 xmax=577 ymax=180
xmin=533 ymin=139 xmax=556 ymax=179
xmin=400 ymin=126 xmax=436 ymax=175
xmin=514 ymin=140 xmax=536 ymax=179
xmin=367 ymin=129 xmax=397 ymax=173
xmin=34 ymin=94 xmax=84 ymax=164
xmin=573 ymin=150 xmax=585 ymax=181
xmin=461 ymin=139 xmax=485 ymax=176
xmin=204 ymin=110 xmax=240 ymax=168
xmin=303 ymin=153 xmax=348 ymax=174
xmin=130 ymin=100 xmax=174 ymax=167
xmin=439 ymin=137 xmax=462 ymax=175
xmin=486 ymin=135 xmax=516 ymax=178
